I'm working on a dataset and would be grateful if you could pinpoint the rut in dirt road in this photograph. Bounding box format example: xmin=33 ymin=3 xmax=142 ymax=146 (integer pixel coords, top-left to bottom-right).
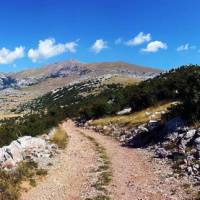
xmin=21 ymin=120 xmax=183 ymax=200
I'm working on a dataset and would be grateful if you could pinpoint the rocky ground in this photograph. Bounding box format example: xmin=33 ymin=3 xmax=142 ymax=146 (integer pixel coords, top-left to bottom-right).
xmin=86 ymin=116 xmax=200 ymax=198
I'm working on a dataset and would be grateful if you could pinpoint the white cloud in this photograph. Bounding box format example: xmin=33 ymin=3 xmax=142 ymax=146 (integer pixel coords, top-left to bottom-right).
xmin=28 ymin=38 xmax=78 ymax=62
xmin=90 ymin=39 xmax=108 ymax=53
xmin=176 ymin=43 xmax=196 ymax=51
xmin=141 ymin=41 xmax=167 ymax=53
xmin=0 ymin=46 xmax=24 ymax=64
xmin=115 ymin=38 xmax=123 ymax=45
xmin=126 ymin=32 xmax=151 ymax=46
xmin=176 ymin=44 xmax=189 ymax=51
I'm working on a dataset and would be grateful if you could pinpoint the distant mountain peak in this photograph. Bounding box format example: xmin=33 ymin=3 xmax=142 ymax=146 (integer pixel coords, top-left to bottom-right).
xmin=0 ymin=60 xmax=160 ymax=90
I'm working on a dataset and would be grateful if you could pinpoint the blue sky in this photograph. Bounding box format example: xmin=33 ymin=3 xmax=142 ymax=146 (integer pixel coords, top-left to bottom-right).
xmin=0 ymin=0 xmax=200 ymax=72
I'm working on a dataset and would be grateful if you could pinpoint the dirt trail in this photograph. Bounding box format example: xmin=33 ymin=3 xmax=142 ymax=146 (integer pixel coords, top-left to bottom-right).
xmin=78 ymin=123 xmax=174 ymax=200
xmin=21 ymin=120 xmax=180 ymax=200
xmin=21 ymin=121 xmax=98 ymax=200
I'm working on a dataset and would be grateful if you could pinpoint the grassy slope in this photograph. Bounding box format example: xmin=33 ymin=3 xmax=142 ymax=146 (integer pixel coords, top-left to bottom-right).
xmin=102 ymin=75 xmax=141 ymax=86
xmin=90 ymin=102 xmax=173 ymax=127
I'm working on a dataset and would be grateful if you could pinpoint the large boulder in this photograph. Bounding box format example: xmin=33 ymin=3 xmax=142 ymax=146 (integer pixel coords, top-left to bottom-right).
xmin=0 ymin=135 xmax=58 ymax=170
xmin=17 ymin=136 xmax=46 ymax=149
xmin=8 ymin=141 xmax=23 ymax=163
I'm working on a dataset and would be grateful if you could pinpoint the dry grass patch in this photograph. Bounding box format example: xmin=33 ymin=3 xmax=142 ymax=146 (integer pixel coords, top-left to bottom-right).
xmin=0 ymin=161 xmax=47 ymax=200
xmin=103 ymin=75 xmax=141 ymax=86
xmin=90 ymin=102 xmax=174 ymax=127
xmin=50 ymin=127 xmax=68 ymax=149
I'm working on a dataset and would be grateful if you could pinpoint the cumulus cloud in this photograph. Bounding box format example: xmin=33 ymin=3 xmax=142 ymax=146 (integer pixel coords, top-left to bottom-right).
xmin=28 ymin=38 xmax=78 ymax=62
xmin=0 ymin=46 xmax=24 ymax=64
xmin=126 ymin=32 xmax=151 ymax=46
xmin=90 ymin=39 xmax=108 ymax=53
xmin=176 ymin=44 xmax=189 ymax=51
xmin=141 ymin=41 xmax=167 ymax=53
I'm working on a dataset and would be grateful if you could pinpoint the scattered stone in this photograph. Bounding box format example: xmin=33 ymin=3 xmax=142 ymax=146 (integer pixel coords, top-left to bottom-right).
xmin=184 ymin=129 xmax=196 ymax=139
xmin=116 ymin=107 xmax=132 ymax=115
xmin=187 ymin=166 xmax=193 ymax=175
xmin=155 ymin=148 xmax=168 ymax=158
xmin=195 ymin=137 xmax=200 ymax=145
xmin=86 ymin=116 xmax=200 ymax=184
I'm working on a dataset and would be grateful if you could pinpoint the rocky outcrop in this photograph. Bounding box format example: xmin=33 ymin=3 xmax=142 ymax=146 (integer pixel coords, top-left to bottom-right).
xmin=0 ymin=73 xmax=16 ymax=89
xmin=0 ymin=135 xmax=58 ymax=170
xmin=15 ymin=61 xmax=91 ymax=88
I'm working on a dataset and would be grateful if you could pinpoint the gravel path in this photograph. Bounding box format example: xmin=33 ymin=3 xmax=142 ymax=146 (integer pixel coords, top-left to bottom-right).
xmin=79 ymin=124 xmax=175 ymax=200
xmin=21 ymin=120 xmax=183 ymax=200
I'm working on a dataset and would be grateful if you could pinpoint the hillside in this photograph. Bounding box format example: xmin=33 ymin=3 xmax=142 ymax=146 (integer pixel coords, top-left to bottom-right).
xmin=21 ymin=64 xmax=200 ymax=122
xmin=0 ymin=64 xmax=200 ymax=199
xmin=0 ymin=60 xmax=159 ymax=119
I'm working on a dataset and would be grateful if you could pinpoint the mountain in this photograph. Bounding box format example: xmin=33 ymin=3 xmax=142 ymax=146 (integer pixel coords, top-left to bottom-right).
xmin=0 ymin=60 xmax=160 ymax=90
xmin=10 ymin=60 xmax=160 ymax=88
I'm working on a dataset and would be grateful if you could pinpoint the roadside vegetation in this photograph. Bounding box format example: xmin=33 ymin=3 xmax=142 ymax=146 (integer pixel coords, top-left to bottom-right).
xmin=90 ymin=102 xmax=174 ymax=127
xmin=0 ymin=161 xmax=47 ymax=200
xmin=50 ymin=127 xmax=68 ymax=149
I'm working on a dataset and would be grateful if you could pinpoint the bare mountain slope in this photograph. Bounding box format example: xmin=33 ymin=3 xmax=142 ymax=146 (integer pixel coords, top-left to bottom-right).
xmin=85 ymin=61 xmax=160 ymax=73
xmin=11 ymin=60 xmax=160 ymax=87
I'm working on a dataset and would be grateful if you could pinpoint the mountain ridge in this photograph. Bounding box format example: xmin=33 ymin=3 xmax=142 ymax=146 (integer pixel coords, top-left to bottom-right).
xmin=0 ymin=60 xmax=161 ymax=90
